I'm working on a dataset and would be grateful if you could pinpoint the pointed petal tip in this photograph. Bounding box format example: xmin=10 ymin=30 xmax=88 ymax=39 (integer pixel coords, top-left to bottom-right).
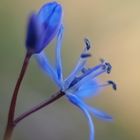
xmin=87 ymin=106 xmax=113 ymax=122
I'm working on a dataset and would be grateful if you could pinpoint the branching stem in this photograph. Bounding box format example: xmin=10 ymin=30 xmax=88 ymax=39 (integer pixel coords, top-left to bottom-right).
xmin=3 ymin=52 xmax=32 ymax=140
xmin=14 ymin=91 xmax=65 ymax=125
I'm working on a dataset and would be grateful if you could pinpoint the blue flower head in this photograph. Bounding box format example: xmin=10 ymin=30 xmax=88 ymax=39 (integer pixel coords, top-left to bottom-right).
xmin=26 ymin=1 xmax=63 ymax=54
xmin=36 ymin=24 xmax=117 ymax=140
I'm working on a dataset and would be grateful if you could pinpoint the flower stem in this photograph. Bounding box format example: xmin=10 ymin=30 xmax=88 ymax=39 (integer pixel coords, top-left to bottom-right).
xmin=3 ymin=52 xmax=32 ymax=140
xmin=3 ymin=124 xmax=14 ymax=140
xmin=14 ymin=91 xmax=65 ymax=125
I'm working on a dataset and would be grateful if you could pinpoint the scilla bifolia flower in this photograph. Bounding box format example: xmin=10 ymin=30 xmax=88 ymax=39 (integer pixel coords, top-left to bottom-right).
xmin=36 ymin=26 xmax=117 ymax=140
xmin=26 ymin=1 xmax=63 ymax=54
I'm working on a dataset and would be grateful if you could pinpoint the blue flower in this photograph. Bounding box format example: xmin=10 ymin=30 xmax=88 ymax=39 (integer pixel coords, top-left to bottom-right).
xmin=36 ymin=26 xmax=117 ymax=140
xmin=26 ymin=1 xmax=63 ymax=54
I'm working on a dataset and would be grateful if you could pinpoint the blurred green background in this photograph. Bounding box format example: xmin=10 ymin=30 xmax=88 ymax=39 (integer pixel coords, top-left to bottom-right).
xmin=0 ymin=0 xmax=140 ymax=140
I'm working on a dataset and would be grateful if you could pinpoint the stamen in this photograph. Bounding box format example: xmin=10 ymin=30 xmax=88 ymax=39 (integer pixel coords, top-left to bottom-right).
xmin=81 ymin=53 xmax=91 ymax=58
xmin=108 ymin=80 xmax=117 ymax=90
xmin=69 ymin=64 xmax=105 ymax=89
xmin=64 ymin=39 xmax=92 ymax=89
xmin=84 ymin=38 xmax=91 ymax=50
xmin=100 ymin=59 xmax=112 ymax=74
xmin=99 ymin=81 xmax=117 ymax=91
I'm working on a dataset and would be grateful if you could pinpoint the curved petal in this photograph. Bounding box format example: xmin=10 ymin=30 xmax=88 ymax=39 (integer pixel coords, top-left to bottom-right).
xmin=35 ymin=51 xmax=61 ymax=88
xmin=26 ymin=2 xmax=63 ymax=54
xmin=55 ymin=25 xmax=64 ymax=88
xmin=86 ymin=105 xmax=113 ymax=122
xmin=37 ymin=2 xmax=63 ymax=51
xmin=75 ymin=79 xmax=100 ymax=98
xmin=67 ymin=93 xmax=95 ymax=140
xmin=26 ymin=13 xmax=43 ymax=53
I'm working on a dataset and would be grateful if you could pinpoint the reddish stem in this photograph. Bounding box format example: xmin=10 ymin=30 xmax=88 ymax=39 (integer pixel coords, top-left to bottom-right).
xmin=14 ymin=91 xmax=65 ymax=125
xmin=3 ymin=52 xmax=32 ymax=140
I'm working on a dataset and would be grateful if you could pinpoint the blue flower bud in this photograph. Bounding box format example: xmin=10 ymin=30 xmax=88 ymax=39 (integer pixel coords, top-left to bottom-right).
xmin=26 ymin=2 xmax=63 ymax=54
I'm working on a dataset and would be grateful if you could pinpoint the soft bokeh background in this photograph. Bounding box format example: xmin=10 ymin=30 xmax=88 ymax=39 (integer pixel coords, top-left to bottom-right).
xmin=0 ymin=0 xmax=140 ymax=140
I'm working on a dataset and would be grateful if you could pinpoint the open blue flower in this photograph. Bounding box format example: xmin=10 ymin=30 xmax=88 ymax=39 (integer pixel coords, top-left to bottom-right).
xmin=26 ymin=1 xmax=63 ymax=54
xmin=35 ymin=26 xmax=117 ymax=140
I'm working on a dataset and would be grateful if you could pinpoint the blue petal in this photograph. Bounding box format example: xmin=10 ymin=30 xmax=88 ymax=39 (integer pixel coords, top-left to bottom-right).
xmin=26 ymin=2 xmax=63 ymax=54
xmin=86 ymin=105 xmax=113 ymax=122
xmin=26 ymin=13 xmax=44 ymax=54
xmin=38 ymin=2 xmax=60 ymax=24
xmin=76 ymin=79 xmax=100 ymax=98
xmin=37 ymin=2 xmax=63 ymax=50
xmin=55 ymin=25 xmax=64 ymax=88
xmin=35 ymin=51 xmax=61 ymax=88
xmin=67 ymin=93 xmax=95 ymax=140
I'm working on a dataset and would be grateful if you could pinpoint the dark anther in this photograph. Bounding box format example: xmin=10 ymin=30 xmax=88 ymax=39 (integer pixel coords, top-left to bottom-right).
xmin=81 ymin=53 xmax=91 ymax=58
xmin=108 ymin=80 xmax=117 ymax=90
xmin=84 ymin=38 xmax=91 ymax=50
xmin=105 ymin=62 xmax=112 ymax=74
